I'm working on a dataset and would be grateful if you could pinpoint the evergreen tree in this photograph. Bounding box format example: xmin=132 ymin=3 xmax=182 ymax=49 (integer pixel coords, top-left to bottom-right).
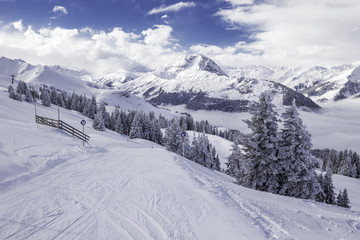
xmin=337 ymin=189 xmax=350 ymax=208
xmin=164 ymin=118 xmax=182 ymax=154
xmin=226 ymin=140 xmax=243 ymax=178
xmin=92 ymin=111 xmax=105 ymax=131
xmin=84 ymin=96 xmax=97 ymax=119
xmin=129 ymin=112 xmax=144 ymax=139
xmin=98 ymin=101 xmax=110 ymax=128
xmin=149 ymin=119 xmax=163 ymax=145
xmin=241 ymin=92 xmax=281 ymax=193
xmin=25 ymin=89 xmax=33 ymax=103
xmin=41 ymin=90 xmax=51 ymax=107
xmin=322 ymin=172 xmax=336 ymax=204
xmin=114 ymin=114 xmax=124 ymax=134
xmin=191 ymin=132 xmax=219 ymax=170
xmin=16 ymin=80 xmax=28 ymax=95
xmin=278 ymin=103 xmax=322 ymax=199
xmin=8 ymin=85 xmax=16 ymax=100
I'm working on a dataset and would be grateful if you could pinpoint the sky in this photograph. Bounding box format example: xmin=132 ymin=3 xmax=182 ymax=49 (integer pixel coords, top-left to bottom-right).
xmin=1 ymin=0 xmax=360 ymax=74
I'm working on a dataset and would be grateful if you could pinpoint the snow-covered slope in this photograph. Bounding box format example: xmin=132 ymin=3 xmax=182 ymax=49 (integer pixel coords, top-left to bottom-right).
xmin=0 ymin=56 xmax=176 ymax=119
xmin=1 ymin=74 xmax=360 ymax=240
xmin=229 ymin=63 xmax=360 ymax=102
xmin=0 ymin=56 xmax=94 ymax=95
xmin=117 ymin=55 xmax=319 ymax=111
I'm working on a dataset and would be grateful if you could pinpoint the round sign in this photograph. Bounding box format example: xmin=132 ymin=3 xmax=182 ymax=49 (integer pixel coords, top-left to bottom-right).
xmin=81 ymin=119 xmax=86 ymax=125
xmin=180 ymin=131 xmax=186 ymax=137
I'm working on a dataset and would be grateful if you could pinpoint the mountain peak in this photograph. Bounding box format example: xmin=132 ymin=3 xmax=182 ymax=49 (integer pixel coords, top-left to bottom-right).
xmin=178 ymin=54 xmax=228 ymax=77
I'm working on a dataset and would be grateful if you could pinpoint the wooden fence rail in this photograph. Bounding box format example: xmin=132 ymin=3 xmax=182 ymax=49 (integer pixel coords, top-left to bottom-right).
xmin=35 ymin=115 xmax=90 ymax=142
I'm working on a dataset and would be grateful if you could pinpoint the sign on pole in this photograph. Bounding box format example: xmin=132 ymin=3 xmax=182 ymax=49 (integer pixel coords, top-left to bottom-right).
xmin=181 ymin=130 xmax=186 ymax=157
xmin=81 ymin=119 xmax=86 ymax=147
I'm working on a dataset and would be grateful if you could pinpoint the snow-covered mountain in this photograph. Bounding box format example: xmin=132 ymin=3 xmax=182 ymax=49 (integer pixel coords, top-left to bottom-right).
xmin=93 ymin=69 xmax=138 ymax=88
xmin=1 ymin=74 xmax=360 ymax=240
xmin=117 ymin=55 xmax=320 ymax=112
xmin=0 ymin=56 xmax=175 ymax=119
xmin=0 ymin=56 xmax=94 ymax=95
xmin=229 ymin=63 xmax=360 ymax=102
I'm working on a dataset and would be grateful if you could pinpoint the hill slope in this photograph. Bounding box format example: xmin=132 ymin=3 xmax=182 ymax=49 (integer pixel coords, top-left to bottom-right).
xmin=1 ymin=74 xmax=360 ymax=240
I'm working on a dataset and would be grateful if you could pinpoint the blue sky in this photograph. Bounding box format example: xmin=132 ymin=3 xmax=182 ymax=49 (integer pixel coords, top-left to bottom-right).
xmin=1 ymin=0 xmax=360 ymax=74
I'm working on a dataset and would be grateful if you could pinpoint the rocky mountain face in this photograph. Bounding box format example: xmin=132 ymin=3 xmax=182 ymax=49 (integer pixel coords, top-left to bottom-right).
xmin=117 ymin=55 xmax=320 ymax=112
xmin=229 ymin=63 xmax=360 ymax=102
xmin=3 ymin=55 xmax=360 ymax=113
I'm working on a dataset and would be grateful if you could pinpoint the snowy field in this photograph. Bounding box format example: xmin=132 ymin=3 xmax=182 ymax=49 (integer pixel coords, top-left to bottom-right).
xmin=1 ymin=79 xmax=360 ymax=239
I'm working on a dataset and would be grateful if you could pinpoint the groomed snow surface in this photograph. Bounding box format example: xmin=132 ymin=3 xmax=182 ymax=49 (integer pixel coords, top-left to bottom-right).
xmin=1 ymin=84 xmax=360 ymax=240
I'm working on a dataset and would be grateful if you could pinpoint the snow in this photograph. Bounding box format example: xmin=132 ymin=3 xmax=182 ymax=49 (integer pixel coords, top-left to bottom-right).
xmin=1 ymin=71 xmax=360 ymax=240
xmin=164 ymin=101 xmax=360 ymax=154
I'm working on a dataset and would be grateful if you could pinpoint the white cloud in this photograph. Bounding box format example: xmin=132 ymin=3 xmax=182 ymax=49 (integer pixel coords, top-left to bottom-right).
xmin=224 ymin=0 xmax=254 ymax=5
xmin=0 ymin=21 xmax=183 ymax=74
xmin=161 ymin=15 xmax=168 ymax=19
xmin=12 ymin=19 xmax=24 ymax=31
xmin=52 ymin=5 xmax=68 ymax=15
xmin=142 ymin=25 xmax=174 ymax=46
xmin=215 ymin=0 xmax=360 ymax=67
xmin=148 ymin=1 xmax=196 ymax=15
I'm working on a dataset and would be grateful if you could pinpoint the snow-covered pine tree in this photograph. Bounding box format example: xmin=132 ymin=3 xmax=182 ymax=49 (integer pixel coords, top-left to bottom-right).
xmin=241 ymin=92 xmax=281 ymax=193
xmin=8 ymin=85 xmax=16 ymax=100
xmin=278 ymin=103 xmax=322 ymax=199
xmin=164 ymin=118 xmax=182 ymax=154
xmin=92 ymin=111 xmax=106 ymax=131
xmin=149 ymin=119 xmax=163 ymax=145
xmin=50 ymin=87 xmax=58 ymax=105
xmin=41 ymin=89 xmax=51 ymax=107
xmin=191 ymin=131 xmax=219 ymax=170
xmin=141 ymin=113 xmax=152 ymax=141
xmin=341 ymin=188 xmax=350 ymax=208
xmin=25 ymin=89 xmax=33 ymax=103
xmin=129 ymin=112 xmax=144 ymax=139
xmin=98 ymin=101 xmax=110 ymax=128
xmin=57 ymin=92 xmax=65 ymax=107
xmin=110 ymin=107 xmax=121 ymax=131
xmin=84 ymin=96 xmax=97 ymax=119
xmin=114 ymin=114 xmax=124 ymax=134
xmin=337 ymin=189 xmax=350 ymax=208
xmin=226 ymin=140 xmax=243 ymax=178
xmin=322 ymin=172 xmax=336 ymax=204
xmin=16 ymin=80 xmax=28 ymax=95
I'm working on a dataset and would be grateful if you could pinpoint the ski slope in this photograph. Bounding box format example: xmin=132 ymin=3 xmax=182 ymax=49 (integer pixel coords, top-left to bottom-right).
xmin=1 ymin=82 xmax=360 ymax=239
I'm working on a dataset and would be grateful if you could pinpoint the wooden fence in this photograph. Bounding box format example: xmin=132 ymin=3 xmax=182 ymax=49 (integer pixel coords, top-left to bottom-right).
xmin=35 ymin=115 xmax=90 ymax=142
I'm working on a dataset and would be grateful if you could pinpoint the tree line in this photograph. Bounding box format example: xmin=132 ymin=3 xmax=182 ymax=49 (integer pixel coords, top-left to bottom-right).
xmin=225 ymin=92 xmax=350 ymax=208
xmin=312 ymin=148 xmax=360 ymax=179
xmin=8 ymin=81 xmax=220 ymax=171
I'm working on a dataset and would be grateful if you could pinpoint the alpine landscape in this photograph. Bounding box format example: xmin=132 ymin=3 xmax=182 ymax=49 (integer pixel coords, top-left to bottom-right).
xmin=1 ymin=1 xmax=360 ymax=240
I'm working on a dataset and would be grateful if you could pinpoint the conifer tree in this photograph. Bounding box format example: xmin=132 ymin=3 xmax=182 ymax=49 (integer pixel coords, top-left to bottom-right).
xmin=341 ymin=188 xmax=350 ymax=208
xmin=93 ymin=111 xmax=106 ymax=131
xmin=241 ymin=92 xmax=281 ymax=193
xmin=226 ymin=140 xmax=243 ymax=178
xmin=278 ymin=103 xmax=322 ymax=199
xmin=8 ymin=85 xmax=16 ymax=100
xmin=41 ymin=89 xmax=51 ymax=107
xmin=129 ymin=112 xmax=144 ymax=139
xmin=25 ymin=89 xmax=33 ymax=103
xmin=322 ymin=172 xmax=336 ymax=204
xmin=164 ymin=118 xmax=182 ymax=154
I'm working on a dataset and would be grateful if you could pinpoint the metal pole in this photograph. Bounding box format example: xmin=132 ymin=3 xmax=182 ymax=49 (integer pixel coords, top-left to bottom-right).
xmin=182 ymin=137 xmax=185 ymax=157
xmin=34 ymin=98 xmax=37 ymax=120
xmin=82 ymin=124 xmax=85 ymax=147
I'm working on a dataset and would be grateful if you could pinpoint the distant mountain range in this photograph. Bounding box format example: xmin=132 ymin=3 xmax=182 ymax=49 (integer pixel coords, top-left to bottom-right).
xmin=2 ymin=55 xmax=360 ymax=112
